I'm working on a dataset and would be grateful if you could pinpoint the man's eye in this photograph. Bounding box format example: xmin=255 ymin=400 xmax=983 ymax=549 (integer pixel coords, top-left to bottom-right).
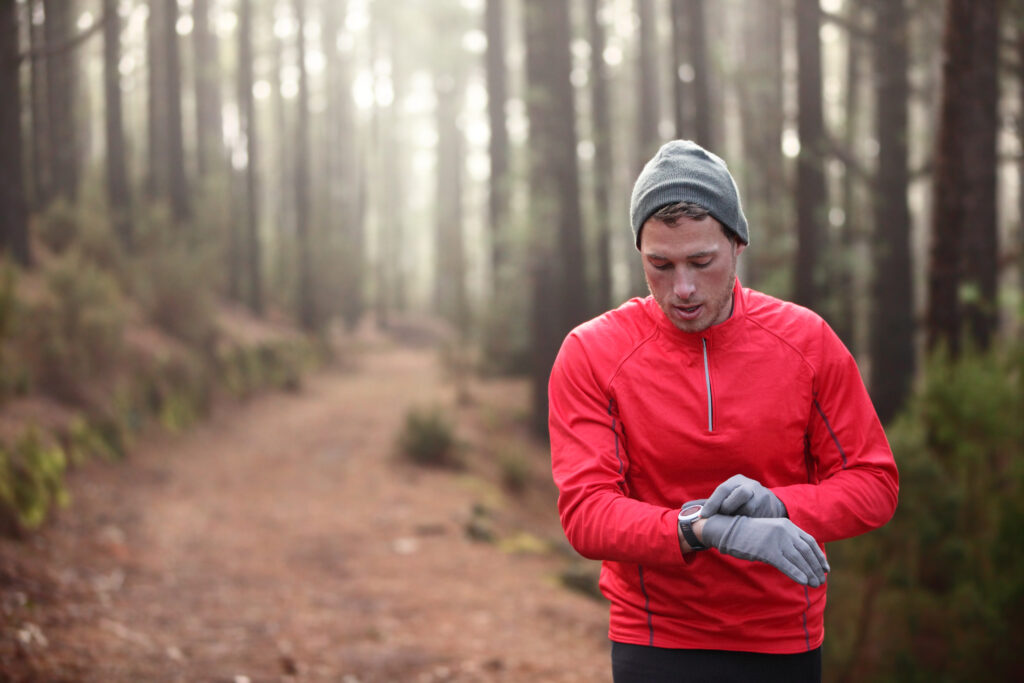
xmin=692 ymin=260 xmax=712 ymax=269
xmin=651 ymin=262 xmax=671 ymax=271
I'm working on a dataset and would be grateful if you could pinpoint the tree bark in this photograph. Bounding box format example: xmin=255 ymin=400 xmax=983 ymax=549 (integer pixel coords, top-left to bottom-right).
xmin=238 ymin=0 xmax=262 ymax=315
xmin=0 ymin=0 xmax=30 ymax=265
xmin=794 ymin=0 xmax=828 ymax=313
xmin=146 ymin=0 xmax=168 ymax=200
xmin=870 ymin=0 xmax=914 ymax=424
xmin=587 ymin=0 xmax=613 ymax=312
xmin=434 ymin=76 xmax=469 ymax=338
xmin=192 ymin=0 xmax=223 ymax=179
xmin=735 ymin=0 xmax=785 ymax=291
xmin=834 ymin=0 xmax=863 ymax=349
xmin=43 ymin=0 xmax=77 ymax=203
xmin=147 ymin=0 xmax=189 ymax=223
xmin=523 ymin=0 xmax=588 ymax=434
xmin=961 ymin=0 xmax=999 ymax=350
xmin=271 ymin=16 xmax=291 ymax=295
xmin=927 ymin=0 xmax=1000 ymax=353
xmin=670 ymin=0 xmax=687 ymax=138
xmin=631 ymin=0 xmax=660 ymax=297
xmin=684 ymin=0 xmax=712 ymax=148
xmin=162 ymin=0 xmax=189 ymax=223
xmin=103 ymin=0 xmax=132 ymax=252
xmin=485 ymin=0 xmax=510 ymax=287
xmin=28 ymin=0 xmax=49 ymax=210
xmin=294 ymin=0 xmax=315 ymax=331
xmin=323 ymin=1 xmax=363 ymax=333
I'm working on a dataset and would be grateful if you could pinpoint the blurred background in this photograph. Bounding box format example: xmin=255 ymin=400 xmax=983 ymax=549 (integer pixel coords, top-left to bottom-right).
xmin=0 ymin=0 xmax=1022 ymax=680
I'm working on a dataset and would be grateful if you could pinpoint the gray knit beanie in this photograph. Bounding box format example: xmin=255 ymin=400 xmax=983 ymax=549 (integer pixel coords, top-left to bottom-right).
xmin=629 ymin=140 xmax=749 ymax=248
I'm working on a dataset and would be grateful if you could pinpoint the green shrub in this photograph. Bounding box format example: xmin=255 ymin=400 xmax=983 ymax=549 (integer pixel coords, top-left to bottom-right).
xmin=133 ymin=241 xmax=217 ymax=348
xmin=499 ymin=451 xmax=530 ymax=494
xmin=129 ymin=204 xmax=218 ymax=348
xmin=0 ymin=260 xmax=24 ymax=401
xmin=397 ymin=406 xmax=461 ymax=469
xmin=64 ymin=415 xmax=125 ymax=464
xmin=37 ymin=198 xmax=79 ymax=254
xmin=142 ymin=354 xmax=211 ymax=433
xmin=825 ymin=342 xmax=1024 ymax=682
xmin=20 ymin=251 xmax=125 ymax=401
xmin=0 ymin=428 xmax=69 ymax=532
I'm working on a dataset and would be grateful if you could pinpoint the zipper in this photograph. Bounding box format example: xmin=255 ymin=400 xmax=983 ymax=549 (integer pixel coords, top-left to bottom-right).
xmin=701 ymin=337 xmax=713 ymax=432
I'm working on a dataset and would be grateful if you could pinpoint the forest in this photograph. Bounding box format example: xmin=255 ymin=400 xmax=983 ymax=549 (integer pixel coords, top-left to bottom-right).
xmin=0 ymin=0 xmax=1022 ymax=680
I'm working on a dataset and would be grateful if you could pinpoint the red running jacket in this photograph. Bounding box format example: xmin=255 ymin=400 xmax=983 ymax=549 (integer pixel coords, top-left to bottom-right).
xmin=548 ymin=279 xmax=898 ymax=653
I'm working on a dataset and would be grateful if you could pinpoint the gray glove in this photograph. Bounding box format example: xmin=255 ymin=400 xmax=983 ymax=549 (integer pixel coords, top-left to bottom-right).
xmin=701 ymin=515 xmax=829 ymax=586
xmin=702 ymin=474 xmax=787 ymax=518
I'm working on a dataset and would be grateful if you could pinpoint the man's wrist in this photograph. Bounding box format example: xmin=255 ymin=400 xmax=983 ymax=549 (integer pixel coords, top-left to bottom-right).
xmin=678 ymin=501 xmax=709 ymax=553
xmin=692 ymin=517 xmax=707 ymax=546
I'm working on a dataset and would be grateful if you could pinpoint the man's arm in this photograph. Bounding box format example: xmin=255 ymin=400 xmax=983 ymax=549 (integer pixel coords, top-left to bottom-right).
xmin=771 ymin=326 xmax=899 ymax=543
xmin=549 ymin=333 xmax=688 ymax=566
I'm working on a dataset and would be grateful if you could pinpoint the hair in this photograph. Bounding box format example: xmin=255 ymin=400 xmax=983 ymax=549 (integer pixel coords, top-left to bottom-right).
xmin=649 ymin=202 xmax=738 ymax=244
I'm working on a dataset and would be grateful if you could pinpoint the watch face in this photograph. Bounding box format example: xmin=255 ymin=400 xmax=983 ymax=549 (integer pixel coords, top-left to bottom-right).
xmin=680 ymin=504 xmax=703 ymax=518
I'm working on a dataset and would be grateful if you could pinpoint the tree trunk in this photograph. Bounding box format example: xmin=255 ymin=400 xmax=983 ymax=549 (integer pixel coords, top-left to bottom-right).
xmin=28 ymin=0 xmax=49 ymax=210
xmin=794 ymin=0 xmax=828 ymax=313
xmin=961 ymin=0 xmax=999 ymax=350
xmin=870 ymin=0 xmax=914 ymax=424
xmin=684 ymin=0 xmax=712 ymax=148
xmin=735 ymin=0 xmax=785 ymax=291
xmin=103 ymin=0 xmax=132 ymax=252
xmin=43 ymin=0 xmax=77 ymax=203
xmin=434 ymin=76 xmax=469 ymax=338
xmin=162 ymin=0 xmax=189 ymax=223
xmin=238 ymin=0 xmax=262 ymax=315
xmin=192 ymin=0 xmax=223 ymax=179
xmin=485 ymin=0 xmax=510 ymax=287
xmin=323 ymin=2 xmax=363 ymax=333
xmin=0 ymin=0 xmax=30 ymax=265
xmin=635 ymin=0 xmax=660 ymax=167
xmin=631 ymin=0 xmax=660 ymax=297
xmin=670 ymin=0 xmax=687 ymax=138
xmin=522 ymin=0 xmax=588 ymax=434
xmin=835 ymin=1 xmax=863 ymax=350
xmin=1019 ymin=8 xmax=1024 ymax=294
xmin=927 ymin=0 xmax=1000 ymax=353
xmin=271 ymin=17 xmax=291 ymax=294
xmin=147 ymin=0 xmax=189 ymax=223
xmin=146 ymin=0 xmax=168 ymax=199
xmin=587 ymin=0 xmax=613 ymax=313
xmin=368 ymin=10 xmax=389 ymax=330
xmin=294 ymin=0 xmax=315 ymax=331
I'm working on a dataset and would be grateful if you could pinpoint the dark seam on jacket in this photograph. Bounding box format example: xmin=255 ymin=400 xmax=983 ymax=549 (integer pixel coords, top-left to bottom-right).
xmin=608 ymin=399 xmax=627 ymax=493
xmin=813 ymin=399 xmax=848 ymax=469
xmin=637 ymin=566 xmax=654 ymax=645
xmin=802 ymin=585 xmax=812 ymax=651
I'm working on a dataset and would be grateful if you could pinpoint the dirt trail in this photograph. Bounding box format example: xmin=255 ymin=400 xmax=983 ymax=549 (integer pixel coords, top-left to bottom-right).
xmin=0 ymin=343 xmax=611 ymax=682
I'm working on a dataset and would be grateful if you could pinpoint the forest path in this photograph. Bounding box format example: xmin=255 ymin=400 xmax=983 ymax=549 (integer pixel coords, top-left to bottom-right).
xmin=0 ymin=341 xmax=610 ymax=682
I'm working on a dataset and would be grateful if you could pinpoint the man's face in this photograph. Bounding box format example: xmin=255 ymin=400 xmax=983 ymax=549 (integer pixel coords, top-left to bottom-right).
xmin=640 ymin=215 xmax=745 ymax=334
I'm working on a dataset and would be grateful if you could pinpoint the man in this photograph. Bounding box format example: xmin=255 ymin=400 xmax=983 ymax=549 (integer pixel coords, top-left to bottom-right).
xmin=548 ymin=140 xmax=898 ymax=682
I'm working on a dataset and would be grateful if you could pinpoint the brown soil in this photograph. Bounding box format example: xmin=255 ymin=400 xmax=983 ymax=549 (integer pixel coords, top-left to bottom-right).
xmin=0 ymin=341 xmax=611 ymax=682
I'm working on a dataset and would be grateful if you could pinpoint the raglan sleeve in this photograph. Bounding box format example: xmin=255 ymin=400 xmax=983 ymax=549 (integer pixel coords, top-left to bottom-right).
xmin=549 ymin=330 xmax=687 ymax=566
xmin=771 ymin=324 xmax=899 ymax=543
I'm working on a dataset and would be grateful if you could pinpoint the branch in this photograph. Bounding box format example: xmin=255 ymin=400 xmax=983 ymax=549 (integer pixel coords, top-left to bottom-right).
xmin=822 ymin=133 xmax=877 ymax=188
xmin=15 ymin=8 xmax=109 ymax=65
xmin=818 ymin=7 xmax=877 ymax=46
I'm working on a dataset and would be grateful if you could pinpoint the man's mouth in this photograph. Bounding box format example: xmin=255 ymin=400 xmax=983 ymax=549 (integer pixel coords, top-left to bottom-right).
xmin=674 ymin=303 xmax=703 ymax=320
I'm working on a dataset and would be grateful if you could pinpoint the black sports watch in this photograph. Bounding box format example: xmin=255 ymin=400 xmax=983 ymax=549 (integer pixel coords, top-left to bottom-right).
xmin=678 ymin=500 xmax=708 ymax=552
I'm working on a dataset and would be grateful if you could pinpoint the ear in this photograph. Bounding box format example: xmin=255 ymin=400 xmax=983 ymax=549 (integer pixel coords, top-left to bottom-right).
xmin=735 ymin=242 xmax=747 ymax=258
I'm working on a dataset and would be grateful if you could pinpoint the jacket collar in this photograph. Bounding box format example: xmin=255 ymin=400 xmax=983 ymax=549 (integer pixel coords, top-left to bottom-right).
xmin=646 ymin=277 xmax=746 ymax=349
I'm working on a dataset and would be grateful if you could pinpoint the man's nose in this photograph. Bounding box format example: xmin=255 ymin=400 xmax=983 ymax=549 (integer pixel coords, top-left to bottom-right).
xmin=673 ymin=271 xmax=696 ymax=300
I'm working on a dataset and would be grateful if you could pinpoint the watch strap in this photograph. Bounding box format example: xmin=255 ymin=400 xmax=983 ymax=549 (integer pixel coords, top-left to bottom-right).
xmin=679 ymin=518 xmax=707 ymax=551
